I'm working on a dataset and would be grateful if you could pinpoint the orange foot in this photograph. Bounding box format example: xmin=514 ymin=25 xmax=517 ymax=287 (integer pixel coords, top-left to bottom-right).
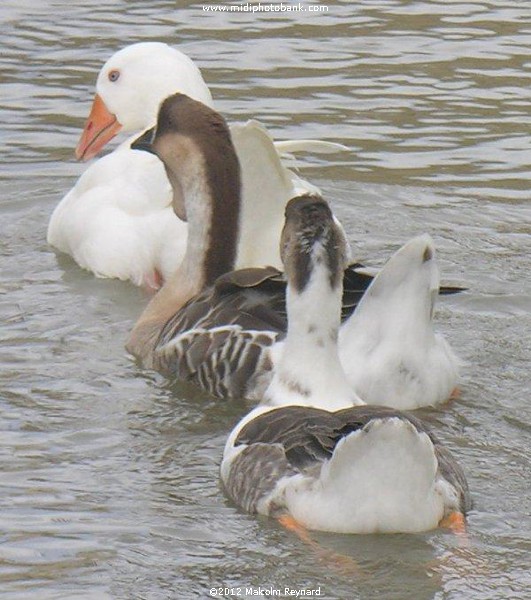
xmin=439 ymin=511 xmax=466 ymax=536
xmin=278 ymin=514 xmax=314 ymax=544
xmin=277 ymin=514 xmax=361 ymax=576
xmin=449 ymin=386 xmax=461 ymax=400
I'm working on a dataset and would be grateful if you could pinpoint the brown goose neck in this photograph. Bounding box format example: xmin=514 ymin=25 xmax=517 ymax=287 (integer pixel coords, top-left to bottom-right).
xmin=201 ymin=140 xmax=241 ymax=286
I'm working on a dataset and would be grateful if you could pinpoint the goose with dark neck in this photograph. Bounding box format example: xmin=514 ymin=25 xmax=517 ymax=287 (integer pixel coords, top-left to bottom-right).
xmin=126 ymin=93 xmax=241 ymax=360
xmin=221 ymin=196 xmax=470 ymax=534
xmin=126 ymin=93 xmax=356 ymax=378
xmin=128 ymin=92 xmax=461 ymax=410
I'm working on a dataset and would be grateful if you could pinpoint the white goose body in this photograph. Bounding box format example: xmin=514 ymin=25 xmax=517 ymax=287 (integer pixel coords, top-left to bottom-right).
xmin=48 ymin=42 xmax=345 ymax=285
xmin=48 ymin=142 xmax=183 ymax=287
xmin=222 ymin=406 xmax=460 ymax=533
xmin=339 ymin=235 xmax=460 ymax=410
xmin=221 ymin=197 xmax=470 ymax=534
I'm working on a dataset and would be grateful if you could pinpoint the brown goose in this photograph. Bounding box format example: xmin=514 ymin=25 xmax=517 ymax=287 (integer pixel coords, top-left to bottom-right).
xmin=128 ymin=93 xmax=461 ymax=409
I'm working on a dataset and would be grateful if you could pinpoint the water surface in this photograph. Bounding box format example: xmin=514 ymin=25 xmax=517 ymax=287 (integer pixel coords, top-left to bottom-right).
xmin=1 ymin=1 xmax=530 ymax=599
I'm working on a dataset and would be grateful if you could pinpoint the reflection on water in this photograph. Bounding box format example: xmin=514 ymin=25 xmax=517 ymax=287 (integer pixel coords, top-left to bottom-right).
xmin=1 ymin=1 xmax=530 ymax=599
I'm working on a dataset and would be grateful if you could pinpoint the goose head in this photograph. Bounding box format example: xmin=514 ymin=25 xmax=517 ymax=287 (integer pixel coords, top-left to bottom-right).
xmin=281 ymin=194 xmax=350 ymax=296
xmin=76 ymin=42 xmax=213 ymax=160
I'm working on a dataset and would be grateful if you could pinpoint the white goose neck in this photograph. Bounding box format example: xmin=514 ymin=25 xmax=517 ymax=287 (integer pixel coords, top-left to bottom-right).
xmin=265 ymin=266 xmax=363 ymax=410
xmin=175 ymin=150 xmax=214 ymax=288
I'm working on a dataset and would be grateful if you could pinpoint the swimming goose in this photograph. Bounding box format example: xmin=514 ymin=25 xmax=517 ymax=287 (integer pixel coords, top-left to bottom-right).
xmin=221 ymin=195 xmax=471 ymax=534
xmin=338 ymin=234 xmax=461 ymax=410
xmin=128 ymin=93 xmax=460 ymax=410
xmin=47 ymin=42 xmax=345 ymax=286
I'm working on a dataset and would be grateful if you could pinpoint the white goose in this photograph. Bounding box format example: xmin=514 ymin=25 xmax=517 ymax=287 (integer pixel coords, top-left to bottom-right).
xmin=47 ymin=42 xmax=346 ymax=287
xmin=127 ymin=93 xmax=460 ymax=410
xmin=221 ymin=195 xmax=470 ymax=534
xmin=338 ymin=235 xmax=461 ymax=410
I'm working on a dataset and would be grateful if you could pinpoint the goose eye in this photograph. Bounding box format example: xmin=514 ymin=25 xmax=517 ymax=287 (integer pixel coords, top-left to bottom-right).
xmin=108 ymin=69 xmax=120 ymax=82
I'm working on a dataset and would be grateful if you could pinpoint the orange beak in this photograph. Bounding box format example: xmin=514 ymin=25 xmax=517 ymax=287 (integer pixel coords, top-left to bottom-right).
xmin=75 ymin=94 xmax=123 ymax=161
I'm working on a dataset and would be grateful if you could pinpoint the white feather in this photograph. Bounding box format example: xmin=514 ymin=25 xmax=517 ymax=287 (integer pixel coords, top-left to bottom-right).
xmin=282 ymin=418 xmax=446 ymax=533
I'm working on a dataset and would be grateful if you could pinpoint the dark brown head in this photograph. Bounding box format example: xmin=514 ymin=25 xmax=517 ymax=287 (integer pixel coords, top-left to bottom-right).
xmin=131 ymin=93 xmax=233 ymax=157
xmin=280 ymin=195 xmax=349 ymax=293
xmin=154 ymin=93 xmax=232 ymax=144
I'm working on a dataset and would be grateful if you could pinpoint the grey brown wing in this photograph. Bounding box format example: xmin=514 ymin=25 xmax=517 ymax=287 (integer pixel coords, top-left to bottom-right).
xmin=235 ymin=405 xmax=472 ymax=516
xmin=225 ymin=407 xmax=395 ymax=515
xmin=235 ymin=406 xmax=366 ymax=471
xmin=155 ymin=324 xmax=278 ymax=398
xmin=151 ymin=268 xmax=287 ymax=398
xmin=235 ymin=404 xmax=442 ymax=471
xmin=223 ymin=443 xmax=297 ymax=514
xmin=156 ymin=267 xmax=287 ymax=347
xmin=434 ymin=444 xmax=472 ymax=513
